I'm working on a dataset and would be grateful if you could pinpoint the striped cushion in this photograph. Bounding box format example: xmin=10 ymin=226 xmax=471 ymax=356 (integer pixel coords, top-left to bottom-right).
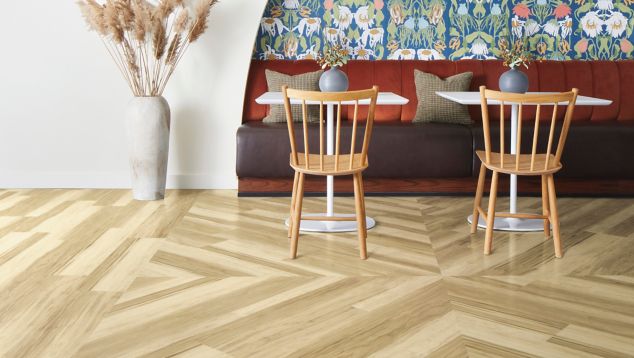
xmin=413 ymin=70 xmax=473 ymax=125
xmin=263 ymin=69 xmax=323 ymax=123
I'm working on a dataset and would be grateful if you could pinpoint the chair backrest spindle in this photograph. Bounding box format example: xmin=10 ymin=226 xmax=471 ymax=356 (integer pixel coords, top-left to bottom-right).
xmin=301 ymin=99 xmax=310 ymax=170
xmin=479 ymin=88 xmax=492 ymax=163
xmin=361 ymin=87 xmax=378 ymax=165
xmin=544 ymin=104 xmax=558 ymax=170
xmin=349 ymin=100 xmax=359 ymax=170
xmin=282 ymin=87 xmax=298 ymax=167
xmin=530 ymin=104 xmax=541 ymax=171
xmin=555 ymin=92 xmax=578 ymax=164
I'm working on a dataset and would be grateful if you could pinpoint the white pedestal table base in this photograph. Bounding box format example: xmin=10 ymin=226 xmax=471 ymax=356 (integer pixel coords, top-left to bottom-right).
xmin=467 ymin=214 xmax=547 ymax=232
xmin=285 ymin=214 xmax=376 ymax=233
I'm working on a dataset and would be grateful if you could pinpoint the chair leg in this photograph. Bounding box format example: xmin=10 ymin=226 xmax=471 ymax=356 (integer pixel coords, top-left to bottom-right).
xmin=472 ymin=163 xmax=486 ymax=234
xmin=541 ymin=175 xmax=550 ymax=237
xmin=547 ymin=175 xmax=563 ymax=259
xmin=484 ymin=171 xmax=499 ymax=255
xmin=290 ymin=173 xmax=305 ymax=259
xmin=353 ymin=173 xmax=368 ymax=260
xmin=358 ymin=173 xmax=368 ymax=239
xmin=288 ymin=171 xmax=299 ymax=238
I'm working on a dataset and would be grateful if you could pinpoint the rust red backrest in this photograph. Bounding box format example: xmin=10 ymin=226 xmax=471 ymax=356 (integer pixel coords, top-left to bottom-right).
xmin=244 ymin=60 xmax=634 ymax=123
xmin=345 ymin=61 xmax=402 ymax=121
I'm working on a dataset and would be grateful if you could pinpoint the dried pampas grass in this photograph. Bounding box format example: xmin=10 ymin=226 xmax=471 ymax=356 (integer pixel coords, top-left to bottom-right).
xmin=130 ymin=0 xmax=151 ymax=42
xmin=104 ymin=2 xmax=125 ymax=43
xmin=152 ymin=17 xmax=167 ymax=60
xmin=189 ymin=0 xmax=217 ymax=42
xmin=79 ymin=0 xmax=108 ymax=36
xmin=77 ymin=0 xmax=219 ymax=96
xmin=166 ymin=34 xmax=182 ymax=65
xmin=174 ymin=10 xmax=188 ymax=33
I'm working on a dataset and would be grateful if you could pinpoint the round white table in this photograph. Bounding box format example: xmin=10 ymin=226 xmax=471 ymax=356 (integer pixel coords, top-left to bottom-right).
xmin=256 ymin=91 xmax=409 ymax=232
xmin=436 ymin=91 xmax=612 ymax=232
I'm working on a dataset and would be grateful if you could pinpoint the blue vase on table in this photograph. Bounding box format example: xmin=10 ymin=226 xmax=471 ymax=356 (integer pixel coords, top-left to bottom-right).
xmin=319 ymin=66 xmax=349 ymax=92
xmin=499 ymin=67 xmax=529 ymax=93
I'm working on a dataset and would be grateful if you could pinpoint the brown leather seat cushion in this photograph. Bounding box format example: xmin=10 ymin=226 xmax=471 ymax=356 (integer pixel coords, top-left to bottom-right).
xmin=472 ymin=122 xmax=634 ymax=179
xmin=236 ymin=121 xmax=473 ymax=178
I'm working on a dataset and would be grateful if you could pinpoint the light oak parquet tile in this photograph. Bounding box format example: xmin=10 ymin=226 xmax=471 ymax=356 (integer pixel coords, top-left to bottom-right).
xmin=171 ymin=344 xmax=233 ymax=358
xmin=0 ymin=189 xmax=633 ymax=357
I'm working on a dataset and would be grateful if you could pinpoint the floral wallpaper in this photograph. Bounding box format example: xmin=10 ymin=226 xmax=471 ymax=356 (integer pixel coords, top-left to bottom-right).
xmin=255 ymin=0 xmax=634 ymax=60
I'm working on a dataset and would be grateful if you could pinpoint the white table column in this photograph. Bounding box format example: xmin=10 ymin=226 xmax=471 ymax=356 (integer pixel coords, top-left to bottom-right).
xmin=326 ymin=103 xmax=334 ymax=217
xmin=510 ymin=104 xmax=518 ymax=215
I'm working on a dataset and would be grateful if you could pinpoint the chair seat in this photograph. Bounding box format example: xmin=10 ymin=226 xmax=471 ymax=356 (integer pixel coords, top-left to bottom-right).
xmin=291 ymin=153 xmax=368 ymax=175
xmin=476 ymin=150 xmax=562 ymax=175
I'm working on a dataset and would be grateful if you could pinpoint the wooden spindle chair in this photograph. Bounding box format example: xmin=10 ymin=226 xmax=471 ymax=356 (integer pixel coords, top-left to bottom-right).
xmin=472 ymin=86 xmax=579 ymax=258
xmin=282 ymin=85 xmax=379 ymax=260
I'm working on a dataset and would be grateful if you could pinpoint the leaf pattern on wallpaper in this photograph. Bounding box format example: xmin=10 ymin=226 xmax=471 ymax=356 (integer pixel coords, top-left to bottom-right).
xmin=386 ymin=0 xmax=447 ymax=60
xmin=323 ymin=0 xmax=387 ymax=59
xmin=254 ymin=0 xmax=634 ymax=60
xmin=448 ymin=0 xmax=509 ymax=60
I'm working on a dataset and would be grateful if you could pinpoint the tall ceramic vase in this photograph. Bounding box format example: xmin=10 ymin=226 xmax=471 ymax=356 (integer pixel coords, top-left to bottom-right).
xmin=125 ymin=96 xmax=170 ymax=201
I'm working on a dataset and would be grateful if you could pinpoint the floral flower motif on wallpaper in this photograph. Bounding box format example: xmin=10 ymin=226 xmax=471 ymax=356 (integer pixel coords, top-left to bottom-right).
xmin=253 ymin=0 xmax=634 ymax=60
xmin=574 ymin=0 xmax=633 ymax=59
xmin=258 ymin=0 xmax=324 ymax=60
xmin=448 ymin=0 xmax=510 ymax=60
xmin=385 ymin=0 xmax=447 ymax=60
xmin=510 ymin=0 xmax=575 ymax=60
xmin=256 ymin=0 xmax=387 ymax=60
xmin=322 ymin=0 xmax=387 ymax=60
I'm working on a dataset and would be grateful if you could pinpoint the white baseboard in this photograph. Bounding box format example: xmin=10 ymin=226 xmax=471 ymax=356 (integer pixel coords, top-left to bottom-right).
xmin=0 ymin=171 xmax=238 ymax=190
xmin=167 ymin=174 xmax=237 ymax=189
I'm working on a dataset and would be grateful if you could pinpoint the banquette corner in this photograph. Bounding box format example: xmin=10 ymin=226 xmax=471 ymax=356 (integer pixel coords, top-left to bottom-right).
xmin=237 ymin=59 xmax=634 ymax=196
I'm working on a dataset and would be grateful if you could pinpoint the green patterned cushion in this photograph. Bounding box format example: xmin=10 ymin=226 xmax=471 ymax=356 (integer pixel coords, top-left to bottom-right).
xmin=413 ymin=70 xmax=473 ymax=125
xmin=263 ymin=69 xmax=323 ymax=123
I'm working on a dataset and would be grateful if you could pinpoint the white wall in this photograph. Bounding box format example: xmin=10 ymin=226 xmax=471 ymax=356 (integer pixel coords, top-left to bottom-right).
xmin=0 ymin=1 xmax=267 ymax=189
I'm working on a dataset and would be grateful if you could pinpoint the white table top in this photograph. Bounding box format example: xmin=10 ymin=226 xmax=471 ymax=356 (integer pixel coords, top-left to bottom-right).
xmin=436 ymin=91 xmax=612 ymax=106
xmin=255 ymin=91 xmax=409 ymax=105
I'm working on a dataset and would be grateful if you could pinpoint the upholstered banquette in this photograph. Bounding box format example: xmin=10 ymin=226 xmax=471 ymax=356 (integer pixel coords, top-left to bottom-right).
xmin=237 ymin=60 xmax=634 ymax=195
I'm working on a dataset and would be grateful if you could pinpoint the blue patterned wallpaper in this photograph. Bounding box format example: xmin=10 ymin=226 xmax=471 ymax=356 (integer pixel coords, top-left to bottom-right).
xmin=254 ymin=0 xmax=634 ymax=60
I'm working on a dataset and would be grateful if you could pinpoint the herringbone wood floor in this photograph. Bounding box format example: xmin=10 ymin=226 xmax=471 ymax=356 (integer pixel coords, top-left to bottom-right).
xmin=0 ymin=189 xmax=633 ymax=357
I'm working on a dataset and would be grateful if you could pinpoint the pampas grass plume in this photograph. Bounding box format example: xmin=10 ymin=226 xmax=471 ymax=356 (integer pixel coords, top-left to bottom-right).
xmin=189 ymin=0 xmax=218 ymax=43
